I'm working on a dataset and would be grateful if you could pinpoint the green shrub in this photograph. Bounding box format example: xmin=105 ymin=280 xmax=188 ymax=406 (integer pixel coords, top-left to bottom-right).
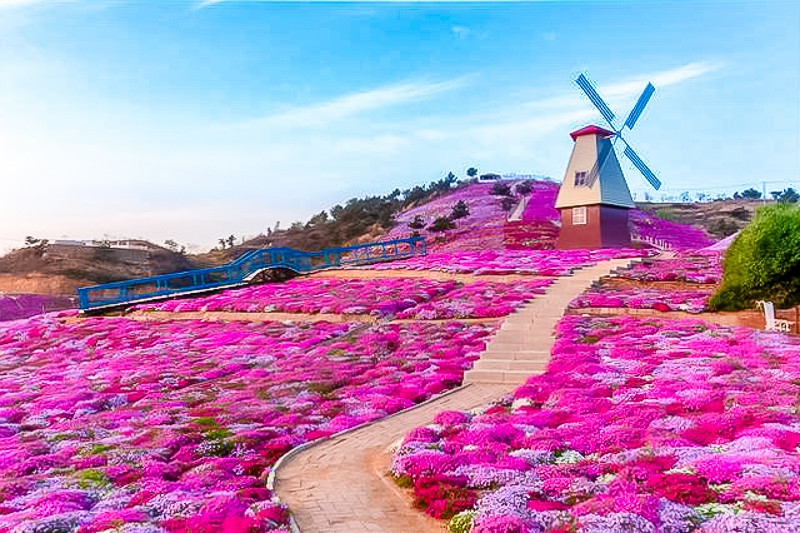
xmin=653 ymin=207 xmax=678 ymax=222
xmin=490 ymin=182 xmax=512 ymax=196
xmin=711 ymin=204 xmax=800 ymax=310
xmin=429 ymin=217 xmax=457 ymax=232
xmin=515 ymin=180 xmax=533 ymax=195
xmin=450 ymin=200 xmax=470 ymax=220
xmin=449 ymin=510 xmax=476 ymax=533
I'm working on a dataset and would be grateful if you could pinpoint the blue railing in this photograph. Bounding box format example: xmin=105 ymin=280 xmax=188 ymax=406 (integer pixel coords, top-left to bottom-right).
xmin=78 ymin=236 xmax=426 ymax=311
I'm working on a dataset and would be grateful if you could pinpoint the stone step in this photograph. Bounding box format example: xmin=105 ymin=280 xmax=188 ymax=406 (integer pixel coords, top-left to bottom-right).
xmin=464 ymin=368 xmax=543 ymax=384
xmin=463 ymin=369 xmax=505 ymax=383
xmin=471 ymin=359 xmax=549 ymax=372
xmin=481 ymin=349 xmax=550 ymax=361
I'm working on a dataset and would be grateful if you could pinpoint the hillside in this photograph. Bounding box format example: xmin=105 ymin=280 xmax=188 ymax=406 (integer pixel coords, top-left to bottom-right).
xmin=0 ymin=242 xmax=197 ymax=295
xmin=637 ymin=199 xmax=764 ymax=238
xmin=1 ymin=178 xmax=728 ymax=293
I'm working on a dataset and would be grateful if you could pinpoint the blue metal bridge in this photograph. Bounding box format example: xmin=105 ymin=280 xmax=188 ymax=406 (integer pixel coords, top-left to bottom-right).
xmin=77 ymin=236 xmax=426 ymax=312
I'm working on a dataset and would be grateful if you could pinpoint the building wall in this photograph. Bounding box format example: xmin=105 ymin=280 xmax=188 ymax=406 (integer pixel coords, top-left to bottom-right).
xmin=557 ymin=205 xmax=631 ymax=249
xmin=554 ymin=132 xmax=635 ymax=210
xmin=599 ymin=205 xmax=632 ymax=248
xmin=555 ymin=135 xmax=602 ymax=209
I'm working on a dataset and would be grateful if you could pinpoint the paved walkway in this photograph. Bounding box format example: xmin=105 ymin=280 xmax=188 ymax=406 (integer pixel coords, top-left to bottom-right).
xmin=273 ymin=257 xmax=637 ymax=532
xmin=464 ymin=258 xmax=634 ymax=384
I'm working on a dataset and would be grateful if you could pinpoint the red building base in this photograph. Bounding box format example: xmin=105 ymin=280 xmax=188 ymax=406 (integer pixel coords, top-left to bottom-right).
xmin=557 ymin=205 xmax=632 ymax=249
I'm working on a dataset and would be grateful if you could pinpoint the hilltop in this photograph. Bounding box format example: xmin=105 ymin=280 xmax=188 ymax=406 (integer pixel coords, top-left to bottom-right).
xmin=0 ymin=177 xmax=752 ymax=294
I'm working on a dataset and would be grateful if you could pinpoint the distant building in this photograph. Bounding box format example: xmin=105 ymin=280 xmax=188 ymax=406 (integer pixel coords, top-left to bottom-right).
xmin=52 ymin=239 xmax=157 ymax=251
xmin=554 ymin=125 xmax=635 ymax=249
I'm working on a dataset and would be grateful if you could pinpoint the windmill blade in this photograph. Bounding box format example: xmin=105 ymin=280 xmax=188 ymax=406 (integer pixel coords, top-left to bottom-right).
xmin=575 ymin=73 xmax=617 ymax=128
xmin=623 ymin=144 xmax=661 ymax=190
xmin=624 ymin=82 xmax=655 ymax=130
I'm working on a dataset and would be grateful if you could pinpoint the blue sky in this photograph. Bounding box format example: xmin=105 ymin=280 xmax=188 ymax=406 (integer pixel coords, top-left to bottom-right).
xmin=1 ymin=0 xmax=798 ymax=253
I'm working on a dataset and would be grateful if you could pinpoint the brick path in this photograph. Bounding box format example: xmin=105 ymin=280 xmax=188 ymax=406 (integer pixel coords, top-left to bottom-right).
xmin=273 ymin=258 xmax=636 ymax=532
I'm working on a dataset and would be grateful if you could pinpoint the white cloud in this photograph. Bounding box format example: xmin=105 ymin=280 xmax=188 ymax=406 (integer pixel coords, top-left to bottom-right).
xmin=0 ymin=0 xmax=74 ymax=7
xmin=0 ymin=0 xmax=41 ymax=6
xmin=235 ymin=77 xmax=470 ymax=130
xmin=602 ymin=61 xmax=721 ymax=98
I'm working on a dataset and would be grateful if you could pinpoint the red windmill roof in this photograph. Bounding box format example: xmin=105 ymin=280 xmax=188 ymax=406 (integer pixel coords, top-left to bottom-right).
xmin=569 ymin=125 xmax=616 ymax=141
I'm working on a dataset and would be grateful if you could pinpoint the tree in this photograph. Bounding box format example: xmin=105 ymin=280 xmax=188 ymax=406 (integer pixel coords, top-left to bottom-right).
xmin=466 ymin=167 xmax=478 ymax=178
xmin=735 ymin=188 xmax=762 ymax=200
xmin=450 ymin=200 xmax=470 ymax=220
xmin=218 ymin=238 xmax=227 ymax=249
xmin=679 ymin=191 xmax=691 ymax=203
xmin=777 ymin=188 xmax=800 ymax=204
xmin=445 ymin=172 xmax=458 ymax=188
xmin=710 ymin=204 xmax=800 ymax=310
xmin=515 ymin=181 xmax=533 ymax=195
xmin=490 ymin=182 xmax=512 ymax=196
xmin=408 ymin=215 xmax=426 ymax=230
xmin=164 ymin=239 xmax=180 ymax=252
xmin=499 ymin=196 xmax=517 ymax=211
xmin=306 ymin=211 xmax=329 ymax=227
xmin=24 ymin=236 xmax=41 ymax=247
xmin=428 ymin=216 xmax=456 ymax=232
xmin=227 ymin=235 xmax=235 ymax=248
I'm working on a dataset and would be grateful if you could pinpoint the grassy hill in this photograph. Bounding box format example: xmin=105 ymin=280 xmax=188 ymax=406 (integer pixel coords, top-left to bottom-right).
xmin=636 ymin=199 xmax=764 ymax=238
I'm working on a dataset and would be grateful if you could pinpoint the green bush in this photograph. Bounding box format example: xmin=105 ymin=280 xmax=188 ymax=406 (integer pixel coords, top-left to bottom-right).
xmin=710 ymin=204 xmax=800 ymax=310
xmin=448 ymin=510 xmax=476 ymax=533
xmin=429 ymin=217 xmax=457 ymax=232
xmin=450 ymin=200 xmax=470 ymax=220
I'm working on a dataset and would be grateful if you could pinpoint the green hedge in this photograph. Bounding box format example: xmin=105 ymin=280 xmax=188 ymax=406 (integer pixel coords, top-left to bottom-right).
xmin=710 ymin=204 xmax=800 ymax=311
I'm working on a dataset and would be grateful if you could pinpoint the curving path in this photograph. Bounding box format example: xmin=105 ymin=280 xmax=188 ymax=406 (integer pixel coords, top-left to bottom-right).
xmin=273 ymin=258 xmax=636 ymax=532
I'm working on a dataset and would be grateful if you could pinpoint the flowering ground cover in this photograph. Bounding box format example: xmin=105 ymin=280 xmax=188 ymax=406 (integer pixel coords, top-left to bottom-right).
xmin=569 ymin=285 xmax=714 ymax=314
xmin=0 ymin=315 xmax=496 ymax=532
xmin=397 ymin=279 xmax=554 ymax=320
xmin=0 ymin=293 xmax=76 ymax=322
xmin=369 ymin=249 xmax=650 ymax=276
xmin=393 ymin=315 xmax=800 ymax=532
xmin=613 ymin=253 xmax=723 ymax=284
xmin=384 ymin=182 xmax=532 ymax=252
xmin=381 ymin=180 xmax=712 ymax=252
xmin=631 ymin=211 xmax=715 ymax=251
xmin=135 ymin=277 xmax=459 ymax=317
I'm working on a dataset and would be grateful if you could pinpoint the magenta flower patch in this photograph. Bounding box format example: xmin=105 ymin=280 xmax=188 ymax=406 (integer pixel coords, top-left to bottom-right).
xmin=393 ymin=316 xmax=800 ymax=531
xmin=0 ymin=315 xmax=496 ymax=531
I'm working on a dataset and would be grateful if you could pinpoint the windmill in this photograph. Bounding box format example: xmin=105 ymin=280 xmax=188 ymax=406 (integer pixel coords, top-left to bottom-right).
xmin=554 ymin=73 xmax=661 ymax=249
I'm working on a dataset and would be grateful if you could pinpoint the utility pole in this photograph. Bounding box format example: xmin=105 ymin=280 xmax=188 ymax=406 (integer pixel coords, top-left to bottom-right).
xmin=763 ymin=181 xmax=767 ymax=204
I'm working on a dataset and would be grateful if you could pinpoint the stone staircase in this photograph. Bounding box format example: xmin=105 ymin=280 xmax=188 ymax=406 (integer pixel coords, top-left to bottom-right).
xmin=464 ymin=258 xmax=634 ymax=384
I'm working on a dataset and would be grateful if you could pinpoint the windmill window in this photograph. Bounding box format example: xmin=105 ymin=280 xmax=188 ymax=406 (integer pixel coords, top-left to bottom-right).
xmin=574 ymin=171 xmax=588 ymax=187
xmin=572 ymin=206 xmax=587 ymax=225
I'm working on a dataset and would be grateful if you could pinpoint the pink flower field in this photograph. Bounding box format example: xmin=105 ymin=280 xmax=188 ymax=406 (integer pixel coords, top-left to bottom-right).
xmin=397 ymin=279 xmax=554 ymax=320
xmin=393 ymin=316 xmax=800 ymax=532
xmin=135 ymin=277 xmax=459 ymax=317
xmin=0 ymin=315 xmax=496 ymax=532
xmin=612 ymin=253 xmax=723 ymax=285
xmin=383 ymin=180 xmax=714 ymax=252
xmin=369 ymin=248 xmax=650 ymax=276
xmin=569 ymin=286 xmax=714 ymax=314
xmin=0 ymin=294 xmax=77 ymax=323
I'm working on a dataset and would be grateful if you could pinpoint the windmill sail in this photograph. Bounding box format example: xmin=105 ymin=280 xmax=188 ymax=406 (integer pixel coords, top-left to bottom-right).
xmin=575 ymin=73 xmax=617 ymax=128
xmin=624 ymin=83 xmax=655 ymax=130
xmin=574 ymin=73 xmax=662 ymax=191
xmin=623 ymin=145 xmax=661 ymax=190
